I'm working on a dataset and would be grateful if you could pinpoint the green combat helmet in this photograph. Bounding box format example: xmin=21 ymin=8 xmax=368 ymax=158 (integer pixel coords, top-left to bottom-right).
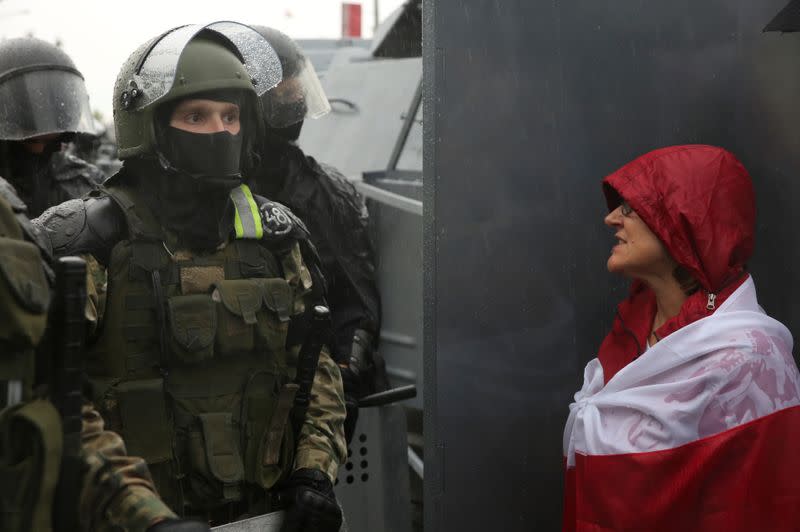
xmin=112 ymin=22 xmax=283 ymax=160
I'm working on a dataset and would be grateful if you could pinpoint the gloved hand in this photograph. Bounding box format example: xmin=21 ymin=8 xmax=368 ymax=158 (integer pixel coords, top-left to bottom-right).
xmin=280 ymin=468 xmax=342 ymax=532
xmin=146 ymin=518 xmax=211 ymax=532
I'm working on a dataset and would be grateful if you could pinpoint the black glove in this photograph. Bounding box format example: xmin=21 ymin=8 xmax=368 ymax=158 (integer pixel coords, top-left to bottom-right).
xmin=339 ymin=364 xmax=360 ymax=444
xmin=281 ymin=468 xmax=342 ymax=532
xmin=146 ymin=518 xmax=211 ymax=532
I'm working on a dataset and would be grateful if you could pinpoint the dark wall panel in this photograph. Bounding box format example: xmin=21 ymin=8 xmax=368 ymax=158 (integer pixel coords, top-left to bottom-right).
xmin=424 ymin=1 xmax=800 ymax=530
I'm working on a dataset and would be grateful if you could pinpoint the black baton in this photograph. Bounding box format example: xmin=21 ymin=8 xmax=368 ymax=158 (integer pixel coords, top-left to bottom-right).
xmin=52 ymin=256 xmax=87 ymax=531
xmin=292 ymin=305 xmax=331 ymax=437
xmin=52 ymin=256 xmax=87 ymax=456
xmin=357 ymin=384 xmax=418 ymax=408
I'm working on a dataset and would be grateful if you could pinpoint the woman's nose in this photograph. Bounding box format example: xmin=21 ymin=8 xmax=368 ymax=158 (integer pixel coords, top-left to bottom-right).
xmin=604 ymin=207 xmax=622 ymax=227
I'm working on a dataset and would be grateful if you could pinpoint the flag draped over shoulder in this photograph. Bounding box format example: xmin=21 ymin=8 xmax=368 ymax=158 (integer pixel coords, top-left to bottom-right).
xmin=562 ymin=277 xmax=800 ymax=531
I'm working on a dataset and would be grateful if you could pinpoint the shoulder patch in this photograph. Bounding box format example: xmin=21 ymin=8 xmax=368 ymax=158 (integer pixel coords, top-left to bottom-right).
xmin=33 ymin=198 xmax=87 ymax=253
xmin=258 ymin=199 xmax=310 ymax=241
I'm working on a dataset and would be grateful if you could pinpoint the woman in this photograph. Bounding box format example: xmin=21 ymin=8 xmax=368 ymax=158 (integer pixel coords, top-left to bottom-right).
xmin=562 ymin=145 xmax=800 ymax=531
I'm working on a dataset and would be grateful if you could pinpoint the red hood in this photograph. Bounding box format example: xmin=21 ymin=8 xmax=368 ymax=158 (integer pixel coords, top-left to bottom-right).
xmin=598 ymin=145 xmax=755 ymax=382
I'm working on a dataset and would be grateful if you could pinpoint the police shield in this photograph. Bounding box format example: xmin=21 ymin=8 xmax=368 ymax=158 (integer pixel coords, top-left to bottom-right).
xmin=210 ymin=510 xmax=285 ymax=532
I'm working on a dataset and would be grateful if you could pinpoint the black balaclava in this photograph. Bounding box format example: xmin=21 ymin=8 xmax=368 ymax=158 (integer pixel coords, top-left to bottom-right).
xmin=253 ymin=129 xmax=306 ymax=199
xmin=128 ymin=156 xmax=236 ymax=253
xmin=271 ymin=120 xmax=304 ymax=143
xmin=156 ymin=89 xmax=246 ymax=188
xmin=0 ymin=138 xmax=65 ymax=217
xmin=133 ymin=90 xmax=249 ymax=252
xmin=160 ymin=129 xmax=242 ymax=185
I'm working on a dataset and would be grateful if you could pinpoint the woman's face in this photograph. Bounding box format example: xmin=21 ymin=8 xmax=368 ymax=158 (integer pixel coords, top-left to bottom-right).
xmin=604 ymin=201 xmax=675 ymax=279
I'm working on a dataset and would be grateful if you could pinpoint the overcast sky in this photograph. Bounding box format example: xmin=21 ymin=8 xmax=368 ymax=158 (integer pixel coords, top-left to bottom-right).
xmin=0 ymin=0 xmax=405 ymax=122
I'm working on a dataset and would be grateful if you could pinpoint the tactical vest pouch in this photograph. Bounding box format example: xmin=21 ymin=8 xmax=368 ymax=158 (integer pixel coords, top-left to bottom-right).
xmin=187 ymin=412 xmax=244 ymax=503
xmin=0 ymin=400 xmax=62 ymax=532
xmin=213 ymin=278 xmax=293 ymax=357
xmin=167 ymin=295 xmax=216 ymax=364
xmin=256 ymin=383 xmax=297 ymax=487
xmin=213 ymin=280 xmax=260 ymax=355
xmin=241 ymin=374 xmax=296 ymax=489
xmin=255 ymin=278 xmax=293 ymax=351
xmin=115 ymin=378 xmax=173 ymax=464
xmin=0 ymin=238 xmax=49 ymax=356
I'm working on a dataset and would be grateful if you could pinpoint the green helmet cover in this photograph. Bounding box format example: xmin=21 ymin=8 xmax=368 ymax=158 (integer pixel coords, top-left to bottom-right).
xmin=113 ymin=31 xmax=257 ymax=159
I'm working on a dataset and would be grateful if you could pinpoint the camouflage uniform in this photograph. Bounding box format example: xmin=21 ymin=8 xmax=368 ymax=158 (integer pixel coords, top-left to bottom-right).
xmin=81 ymin=233 xmax=347 ymax=481
xmin=80 ymin=403 xmax=177 ymax=531
xmin=62 ymin=176 xmax=347 ymax=503
xmin=0 ymin=177 xmax=175 ymax=532
xmin=36 ymin=24 xmax=345 ymax=527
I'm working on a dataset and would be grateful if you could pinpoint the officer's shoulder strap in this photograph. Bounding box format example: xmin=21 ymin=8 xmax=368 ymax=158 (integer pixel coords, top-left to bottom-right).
xmin=102 ymin=179 xmax=163 ymax=242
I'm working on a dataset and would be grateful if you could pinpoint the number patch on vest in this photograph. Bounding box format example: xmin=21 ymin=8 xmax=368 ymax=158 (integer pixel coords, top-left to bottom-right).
xmin=259 ymin=201 xmax=295 ymax=238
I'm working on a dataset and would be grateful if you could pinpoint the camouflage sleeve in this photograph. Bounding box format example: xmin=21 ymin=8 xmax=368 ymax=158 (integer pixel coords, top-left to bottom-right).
xmin=79 ymin=403 xmax=176 ymax=532
xmin=279 ymin=241 xmax=347 ymax=481
xmin=294 ymin=347 xmax=347 ymax=481
xmin=82 ymin=253 xmax=107 ymax=335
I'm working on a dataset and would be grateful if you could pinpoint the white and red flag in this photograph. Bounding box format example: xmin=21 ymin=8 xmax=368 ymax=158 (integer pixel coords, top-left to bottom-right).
xmin=563 ymin=277 xmax=800 ymax=531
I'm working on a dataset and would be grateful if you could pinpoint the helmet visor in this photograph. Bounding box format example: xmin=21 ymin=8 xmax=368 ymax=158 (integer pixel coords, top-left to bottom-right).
xmin=264 ymin=56 xmax=330 ymax=128
xmin=0 ymin=69 xmax=95 ymax=141
xmin=131 ymin=22 xmax=282 ymax=110
xmin=206 ymin=21 xmax=282 ymax=96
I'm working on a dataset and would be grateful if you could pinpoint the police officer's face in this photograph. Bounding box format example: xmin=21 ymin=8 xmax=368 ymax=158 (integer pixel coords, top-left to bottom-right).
xmin=604 ymin=201 xmax=675 ymax=280
xmin=22 ymin=133 xmax=62 ymax=154
xmin=169 ymin=99 xmax=241 ymax=135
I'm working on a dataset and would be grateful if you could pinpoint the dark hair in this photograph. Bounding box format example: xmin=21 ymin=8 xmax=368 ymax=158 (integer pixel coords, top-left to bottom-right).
xmin=673 ymin=265 xmax=700 ymax=296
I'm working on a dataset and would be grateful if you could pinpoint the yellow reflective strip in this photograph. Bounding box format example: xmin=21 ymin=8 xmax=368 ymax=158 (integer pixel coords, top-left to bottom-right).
xmin=234 ymin=203 xmax=245 ymax=239
xmin=241 ymin=184 xmax=264 ymax=239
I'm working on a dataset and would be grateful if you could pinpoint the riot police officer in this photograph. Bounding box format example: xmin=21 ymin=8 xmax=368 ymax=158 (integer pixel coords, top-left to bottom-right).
xmin=0 ymin=37 xmax=105 ymax=217
xmin=247 ymin=26 xmax=387 ymax=443
xmin=36 ymin=22 xmax=346 ymax=530
xmin=0 ymin=176 xmax=210 ymax=532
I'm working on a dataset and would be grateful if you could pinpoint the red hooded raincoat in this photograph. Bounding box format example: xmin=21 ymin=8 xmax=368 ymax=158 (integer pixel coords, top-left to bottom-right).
xmin=562 ymin=145 xmax=800 ymax=531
